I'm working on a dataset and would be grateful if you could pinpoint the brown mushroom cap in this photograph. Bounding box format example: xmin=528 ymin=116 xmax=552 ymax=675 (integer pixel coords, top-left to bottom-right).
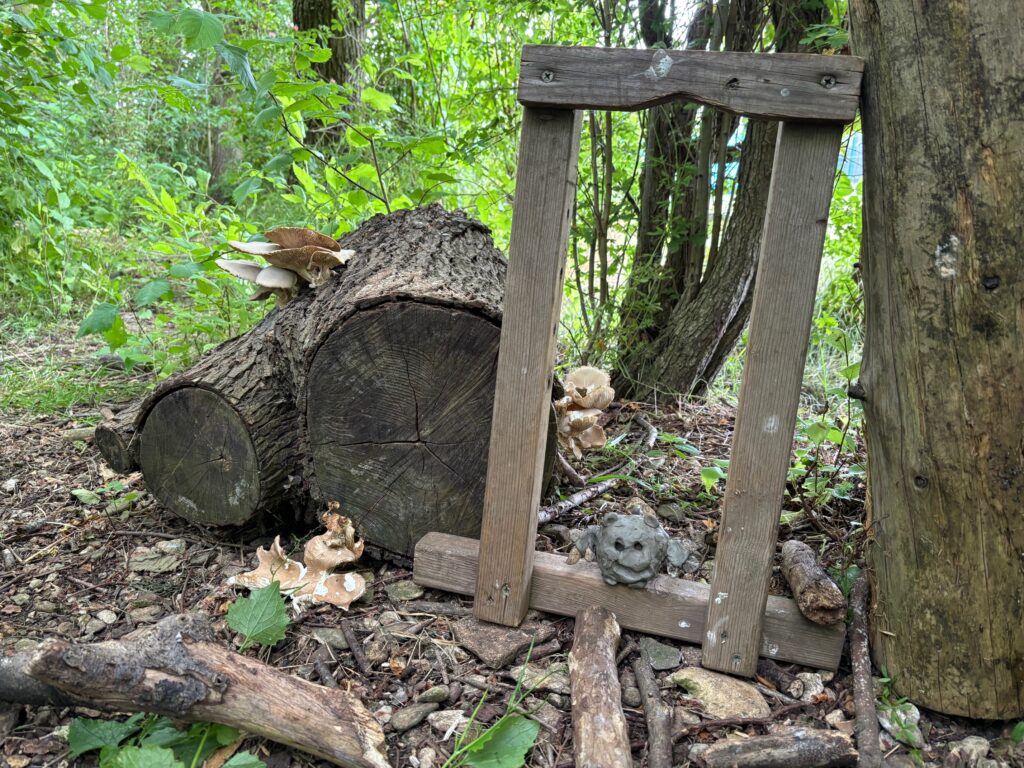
xmin=216 ymin=258 xmax=263 ymax=282
xmin=248 ymin=287 xmax=276 ymax=302
xmin=265 ymin=226 xmax=340 ymax=252
xmin=263 ymin=245 xmax=348 ymax=286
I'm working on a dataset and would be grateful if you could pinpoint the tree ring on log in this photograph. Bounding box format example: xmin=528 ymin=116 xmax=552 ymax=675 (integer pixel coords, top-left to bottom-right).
xmin=308 ymin=301 xmax=503 ymax=557
xmin=139 ymin=388 xmax=261 ymax=526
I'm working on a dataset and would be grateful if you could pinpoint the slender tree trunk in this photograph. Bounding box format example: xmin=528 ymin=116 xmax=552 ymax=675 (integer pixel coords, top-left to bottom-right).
xmin=292 ymin=0 xmax=365 ymax=91
xmin=850 ymin=0 xmax=1024 ymax=719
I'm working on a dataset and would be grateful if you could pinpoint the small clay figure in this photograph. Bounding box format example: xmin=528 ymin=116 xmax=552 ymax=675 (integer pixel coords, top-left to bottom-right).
xmin=570 ymin=511 xmax=696 ymax=588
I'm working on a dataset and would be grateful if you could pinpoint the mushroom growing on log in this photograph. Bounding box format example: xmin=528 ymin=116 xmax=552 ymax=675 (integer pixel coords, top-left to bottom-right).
xmin=96 ymin=206 xmax=555 ymax=557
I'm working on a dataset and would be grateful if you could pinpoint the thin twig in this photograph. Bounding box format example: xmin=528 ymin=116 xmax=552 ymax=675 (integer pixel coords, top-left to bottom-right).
xmin=556 ymin=452 xmax=587 ymax=488
xmin=672 ymin=700 xmax=817 ymax=742
xmin=851 ymin=575 xmax=882 ymax=768
xmin=632 ymin=654 xmax=673 ymax=768
xmin=340 ymin=620 xmax=372 ymax=676
xmin=634 ymin=412 xmax=659 ymax=450
xmin=537 ymin=478 xmax=620 ymax=524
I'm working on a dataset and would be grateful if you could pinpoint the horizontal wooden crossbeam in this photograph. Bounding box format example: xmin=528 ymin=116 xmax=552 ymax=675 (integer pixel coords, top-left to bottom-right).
xmin=418 ymin=533 xmax=844 ymax=670
xmin=518 ymin=45 xmax=863 ymax=122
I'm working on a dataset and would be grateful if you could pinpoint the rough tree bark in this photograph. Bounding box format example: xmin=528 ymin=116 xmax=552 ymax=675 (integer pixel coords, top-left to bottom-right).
xmin=850 ymin=0 xmax=1024 ymax=718
xmin=98 ymin=206 xmax=554 ymax=558
xmin=293 ymin=0 xmax=365 ymax=90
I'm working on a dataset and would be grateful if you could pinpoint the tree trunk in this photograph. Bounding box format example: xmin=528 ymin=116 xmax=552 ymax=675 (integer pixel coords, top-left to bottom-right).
xmin=99 ymin=206 xmax=554 ymax=558
xmin=850 ymin=0 xmax=1024 ymax=718
xmin=293 ymin=0 xmax=365 ymax=90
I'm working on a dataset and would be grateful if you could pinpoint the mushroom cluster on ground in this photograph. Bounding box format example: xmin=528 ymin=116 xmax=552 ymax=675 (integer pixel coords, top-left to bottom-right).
xmin=555 ymin=366 xmax=615 ymax=458
xmin=216 ymin=226 xmax=354 ymax=305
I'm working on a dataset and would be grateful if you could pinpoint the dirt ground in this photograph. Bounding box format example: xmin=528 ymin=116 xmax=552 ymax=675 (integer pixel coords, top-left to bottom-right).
xmin=0 ymin=385 xmax=1020 ymax=767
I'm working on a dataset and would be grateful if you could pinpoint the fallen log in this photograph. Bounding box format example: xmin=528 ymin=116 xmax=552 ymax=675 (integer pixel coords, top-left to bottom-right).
xmin=780 ymin=540 xmax=846 ymax=625
xmin=95 ymin=206 xmax=555 ymax=556
xmin=699 ymin=726 xmax=857 ymax=768
xmin=93 ymin=402 xmax=143 ymax=474
xmin=568 ymin=606 xmax=633 ymax=768
xmin=10 ymin=614 xmax=390 ymax=768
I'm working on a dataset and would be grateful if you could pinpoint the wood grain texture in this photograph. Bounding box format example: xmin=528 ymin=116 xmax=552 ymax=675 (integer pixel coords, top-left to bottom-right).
xmin=568 ymin=607 xmax=633 ymax=768
xmin=702 ymin=122 xmax=843 ymax=676
xmin=416 ymin=533 xmax=844 ymax=669
xmin=518 ymin=46 xmax=863 ymax=122
xmin=473 ymin=108 xmax=582 ymax=625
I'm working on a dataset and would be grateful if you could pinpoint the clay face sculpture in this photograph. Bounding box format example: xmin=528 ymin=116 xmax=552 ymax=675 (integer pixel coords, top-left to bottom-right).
xmin=572 ymin=512 xmax=694 ymax=588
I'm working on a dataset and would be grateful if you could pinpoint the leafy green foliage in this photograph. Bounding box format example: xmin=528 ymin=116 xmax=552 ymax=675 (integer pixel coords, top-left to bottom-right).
xmin=1011 ymin=721 xmax=1024 ymax=744
xmin=462 ymin=716 xmax=541 ymax=768
xmin=68 ymin=714 xmax=145 ymax=757
xmin=226 ymin=581 xmax=290 ymax=651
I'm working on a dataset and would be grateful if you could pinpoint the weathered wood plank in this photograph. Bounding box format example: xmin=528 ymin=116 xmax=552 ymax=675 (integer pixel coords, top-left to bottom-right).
xmin=473 ymin=108 xmax=583 ymax=626
xmin=417 ymin=533 xmax=844 ymax=670
xmin=518 ymin=46 xmax=863 ymax=122
xmin=701 ymin=122 xmax=844 ymax=676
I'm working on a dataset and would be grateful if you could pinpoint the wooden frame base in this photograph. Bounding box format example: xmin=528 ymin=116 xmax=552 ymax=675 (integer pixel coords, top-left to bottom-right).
xmin=417 ymin=533 xmax=843 ymax=670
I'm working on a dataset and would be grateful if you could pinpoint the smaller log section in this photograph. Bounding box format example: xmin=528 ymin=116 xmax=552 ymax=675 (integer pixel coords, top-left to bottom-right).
xmin=780 ymin=540 xmax=846 ymax=625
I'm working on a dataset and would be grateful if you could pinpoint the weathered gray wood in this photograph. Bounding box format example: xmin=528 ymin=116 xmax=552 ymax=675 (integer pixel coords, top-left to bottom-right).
xmin=474 ymin=107 xmax=582 ymax=625
xmin=702 ymin=122 xmax=843 ymax=676
xmin=416 ymin=533 xmax=844 ymax=669
xmin=701 ymin=727 xmax=857 ymax=768
xmin=780 ymin=539 xmax=846 ymax=625
xmin=519 ymin=46 xmax=863 ymax=122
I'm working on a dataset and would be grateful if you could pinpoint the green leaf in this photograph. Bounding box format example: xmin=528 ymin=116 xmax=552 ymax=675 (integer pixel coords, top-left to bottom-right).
xmin=464 ymin=715 xmax=540 ymax=768
xmin=68 ymin=715 xmax=143 ymax=757
xmin=175 ymin=9 xmax=224 ymax=49
xmin=226 ymin=582 xmax=290 ymax=649
xmin=158 ymin=187 xmax=177 ymax=216
xmin=136 ymin=279 xmax=171 ymax=307
xmin=700 ymin=465 xmax=727 ymax=494
xmin=223 ymin=753 xmax=266 ymax=768
xmin=168 ymin=263 xmax=202 ymax=278
xmin=111 ymin=44 xmax=131 ymax=61
xmin=215 ymin=43 xmax=259 ymax=94
xmin=103 ymin=314 xmax=128 ymax=351
xmin=71 ymin=488 xmax=102 ymax=505
xmin=361 ymin=86 xmax=396 ymax=111
xmin=307 ymin=47 xmax=333 ymax=63
xmin=345 ymin=126 xmax=370 ymax=148
xmin=78 ymin=303 xmax=119 ymax=337
xmin=1011 ymin=721 xmax=1024 ymax=743
xmin=106 ymin=745 xmax=181 ymax=768
xmin=838 ymin=361 xmax=861 ymax=381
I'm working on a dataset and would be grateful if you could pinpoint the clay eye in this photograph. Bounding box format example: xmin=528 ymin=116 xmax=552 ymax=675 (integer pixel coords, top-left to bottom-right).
xmin=633 ymin=541 xmax=643 ymax=551
xmin=614 ymin=539 xmax=625 ymax=552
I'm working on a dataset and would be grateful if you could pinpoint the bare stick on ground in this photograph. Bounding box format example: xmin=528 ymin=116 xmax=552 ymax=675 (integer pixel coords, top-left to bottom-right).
xmin=20 ymin=614 xmax=390 ymax=768
xmin=634 ymin=413 xmax=659 ymax=450
xmin=556 ymin=452 xmax=587 ymax=487
xmin=700 ymin=727 xmax=857 ymax=768
xmin=537 ymin=478 xmax=620 ymax=524
xmin=780 ymin=540 xmax=846 ymax=625
xmin=756 ymin=658 xmax=805 ymax=699
xmin=850 ymin=575 xmax=881 ymax=768
xmin=632 ymin=651 xmax=672 ymax=768
xmin=568 ymin=607 xmax=633 ymax=768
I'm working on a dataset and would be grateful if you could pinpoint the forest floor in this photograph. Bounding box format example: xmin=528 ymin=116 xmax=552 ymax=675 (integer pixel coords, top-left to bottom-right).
xmin=0 ymin=334 xmax=1020 ymax=768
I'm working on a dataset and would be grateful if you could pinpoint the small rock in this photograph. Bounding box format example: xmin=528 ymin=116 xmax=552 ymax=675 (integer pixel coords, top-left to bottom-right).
xmin=372 ymin=704 xmax=393 ymax=725
xmin=35 ymin=600 xmax=57 ymax=613
xmin=453 ymin=617 xmax=556 ymax=668
xmin=27 ymin=579 xmax=42 ymax=590
xmin=427 ymin=709 xmax=468 ymax=738
xmin=878 ymin=701 xmax=925 ymax=749
xmin=948 ymin=735 xmax=990 ymax=764
xmin=96 ymin=609 xmax=118 ymax=625
xmin=392 ymin=688 xmax=408 ymax=706
xmin=825 ymin=708 xmax=856 ymax=736
xmin=656 ymin=503 xmax=687 ymax=523
xmin=385 ymin=580 xmax=424 ymax=601
xmin=545 ymin=693 xmax=570 ymax=710
xmin=416 ymin=747 xmax=438 ymax=768
xmin=668 ymin=667 xmax=770 ymax=719
xmin=129 ymin=606 xmax=162 ymax=624
xmin=882 ymin=754 xmax=918 ymax=768
xmin=312 ymin=628 xmax=350 ymax=651
xmin=674 ymin=706 xmax=701 ymax=727
xmin=797 ymin=672 xmax=825 ymax=702
xmin=128 ymin=539 xmax=186 ymax=573
xmin=83 ymin=619 xmax=106 ymax=636
xmin=12 ymin=594 xmax=29 ymax=606
xmin=622 ymin=686 xmax=642 ymax=708
xmin=391 ymin=702 xmax=438 ymax=732
xmin=13 ymin=639 xmax=38 ymax=653
xmin=521 ymin=697 xmax=564 ymax=734
xmin=377 ymin=610 xmax=404 ymax=627
xmin=2 ymin=550 xmax=15 ymax=570
xmin=416 ymin=685 xmax=450 ymax=704
xmin=639 ymin=637 xmax=681 ymax=671
xmin=2 ymin=478 xmax=17 ymax=493
xmin=365 ymin=638 xmax=391 ymax=666
xmin=687 ymin=743 xmax=710 ymax=761
xmin=509 ymin=662 xmax=571 ymax=695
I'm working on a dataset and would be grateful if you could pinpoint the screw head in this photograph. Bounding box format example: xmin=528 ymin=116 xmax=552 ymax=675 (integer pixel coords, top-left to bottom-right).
xmin=541 ymin=70 xmax=554 ymax=83
xmin=820 ymin=74 xmax=837 ymax=89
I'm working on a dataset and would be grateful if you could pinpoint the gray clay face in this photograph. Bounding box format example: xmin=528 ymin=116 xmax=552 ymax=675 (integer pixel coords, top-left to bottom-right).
xmin=591 ymin=513 xmax=670 ymax=588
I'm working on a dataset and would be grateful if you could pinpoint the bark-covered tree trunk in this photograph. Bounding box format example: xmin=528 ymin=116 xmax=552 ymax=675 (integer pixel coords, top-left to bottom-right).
xmin=293 ymin=0 xmax=364 ymax=90
xmin=614 ymin=0 xmax=827 ymax=399
xmin=850 ymin=0 xmax=1024 ymax=718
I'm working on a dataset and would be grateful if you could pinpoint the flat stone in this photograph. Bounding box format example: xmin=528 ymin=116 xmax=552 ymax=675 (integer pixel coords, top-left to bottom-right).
xmin=452 ymin=617 xmax=555 ymax=668
xmin=948 ymin=736 xmax=990 ymax=763
xmin=639 ymin=637 xmax=681 ymax=671
xmin=385 ymin=580 xmax=424 ymax=602
xmin=13 ymin=639 xmax=38 ymax=653
xmin=622 ymin=686 xmax=642 ymax=708
xmin=35 ymin=600 xmax=57 ymax=613
xmin=128 ymin=539 xmax=186 ymax=573
xmin=669 ymin=667 xmax=770 ymax=719
xmin=12 ymin=594 xmax=29 ymax=606
xmin=417 ymin=747 xmax=438 ymax=768
xmin=416 ymin=685 xmax=450 ymax=704
xmin=520 ymin=697 xmax=563 ymax=734
xmin=510 ymin=662 xmax=571 ymax=695
xmin=312 ymin=628 xmax=350 ymax=650
xmin=96 ymin=610 xmax=118 ymax=625
xmin=129 ymin=606 xmax=162 ymax=624
xmin=656 ymin=503 xmax=687 ymax=523
xmin=82 ymin=619 xmax=106 ymax=636
xmin=427 ymin=709 xmax=468 ymax=738
xmin=391 ymin=702 xmax=438 ymax=733
xmin=674 ymin=706 xmax=701 ymax=727
xmin=2 ymin=479 xmax=17 ymax=493
xmin=878 ymin=701 xmax=925 ymax=749
xmin=797 ymin=672 xmax=825 ymax=702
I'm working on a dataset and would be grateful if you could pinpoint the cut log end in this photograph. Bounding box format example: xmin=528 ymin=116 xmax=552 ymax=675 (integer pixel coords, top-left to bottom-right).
xmin=780 ymin=540 xmax=846 ymax=626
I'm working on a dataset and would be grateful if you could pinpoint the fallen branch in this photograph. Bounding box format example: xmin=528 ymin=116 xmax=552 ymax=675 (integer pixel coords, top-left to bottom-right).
xmin=14 ymin=614 xmax=390 ymax=768
xmin=568 ymin=607 xmax=632 ymax=768
xmin=780 ymin=540 xmax=846 ymax=625
xmin=850 ymin=575 xmax=881 ymax=768
xmin=632 ymin=652 xmax=672 ymax=768
xmin=700 ymin=726 xmax=857 ymax=768
xmin=633 ymin=413 xmax=659 ymax=450
xmin=673 ymin=700 xmax=817 ymax=742
xmin=537 ymin=478 xmax=620 ymax=524
xmin=556 ymin=452 xmax=587 ymax=488
xmin=756 ymin=658 xmax=805 ymax=699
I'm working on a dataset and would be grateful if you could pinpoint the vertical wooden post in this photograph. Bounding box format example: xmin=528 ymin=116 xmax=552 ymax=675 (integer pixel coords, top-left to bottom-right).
xmin=702 ymin=121 xmax=844 ymax=675
xmin=474 ymin=107 xmax=583 ymax=626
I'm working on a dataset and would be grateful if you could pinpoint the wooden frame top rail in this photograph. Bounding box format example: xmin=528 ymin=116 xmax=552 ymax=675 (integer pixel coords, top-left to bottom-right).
xmin=518 ymin=45 xmax=864 ymax=122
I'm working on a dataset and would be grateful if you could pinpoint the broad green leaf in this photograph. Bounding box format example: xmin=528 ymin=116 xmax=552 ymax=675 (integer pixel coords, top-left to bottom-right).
xmin=424 ymin=171 xmax=457 ymax=183
xmin=111 ymin=44 xmax=131 ymax=61
xmin=223 ymin=752 xmax=266 ymax=768
xmin=292 ymin=163 xmax=317 ymax=195
xmin=175 ymin=9 xmax=225 ymax=49
xmin=125 ymin=54 xmax=152 ymax=74
xmin=71 ymin=488 xmax=102 ymax=505
xmin=464 ymin=715 xmax=540 ymax=768
xmin=700 ymin=465 xmax=727 ymax=494
xmin=361 ymin=86 xmax=395 ymax=111
xmin=136 ymin=279 xmax=171 ymax=307
xmin=838 ymin=361 xmax=861 ymax=381
xmin=215 ymin=43 xmax=259 ymax=94
xmin=103 ymin=314 xmax=128 ymax=351
xmin=143 ymin=10 xmax=177 ymax=34
xmin=226 ymin=582 xmax=290 ymax=648
xmin=346 ymin=126 xmax=370 ymax=148
xmin=78 ymin=303 xmax=119 ymax=337
xmin=1011 ymin=721 xmax=1024 ymax=743
xmin=307 ymin=47 xmax=333 ymax=63
xmin=68 ymin=715 xmax=143 ymax=757
xmin=168 ymin=263 xmax=202 ymax=278
xmin=254 ymin=105 xmax=282 ymax=128
xmin=158 ymin=187 xmax=177 ymax=216
xmin=106 ymin=745 xmax=180 ymax=768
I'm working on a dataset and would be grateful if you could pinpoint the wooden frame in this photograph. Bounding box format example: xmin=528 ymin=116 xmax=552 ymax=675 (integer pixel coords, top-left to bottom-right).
xmin=417 ymin=45 xmax=863 ymax=674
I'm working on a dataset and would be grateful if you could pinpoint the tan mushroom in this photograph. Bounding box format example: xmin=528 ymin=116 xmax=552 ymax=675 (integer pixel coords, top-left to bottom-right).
xmin=215 ymin=258 xmax=263 ymax=282
xmin=263 ymin=245 xmax=352 ymax=287
xmin=226 ymin=240 xmax=282 ymax=257
xmin=265 ymin=226 xmax=341 ymax=252
xmin=565 ymin=366 xmax=615 ymax=411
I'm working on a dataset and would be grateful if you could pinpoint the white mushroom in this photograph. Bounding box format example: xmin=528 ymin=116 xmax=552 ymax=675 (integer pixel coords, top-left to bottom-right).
xmin=565 ymin=366 xmax=615 ymax=410
xmin=255 ymin=266 xmax=298 ymax=289
xmin=227 ymin=240 xmax=283 ymax=256
xmin=215 ymin=258 xmax=263 ymax=282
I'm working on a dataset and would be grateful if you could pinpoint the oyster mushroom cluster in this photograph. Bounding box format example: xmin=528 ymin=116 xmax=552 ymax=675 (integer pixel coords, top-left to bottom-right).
xmin=216 ymin=226 xmax=354 ymax=306
xmin=555 ymin=366 xmax=615 ymax=458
